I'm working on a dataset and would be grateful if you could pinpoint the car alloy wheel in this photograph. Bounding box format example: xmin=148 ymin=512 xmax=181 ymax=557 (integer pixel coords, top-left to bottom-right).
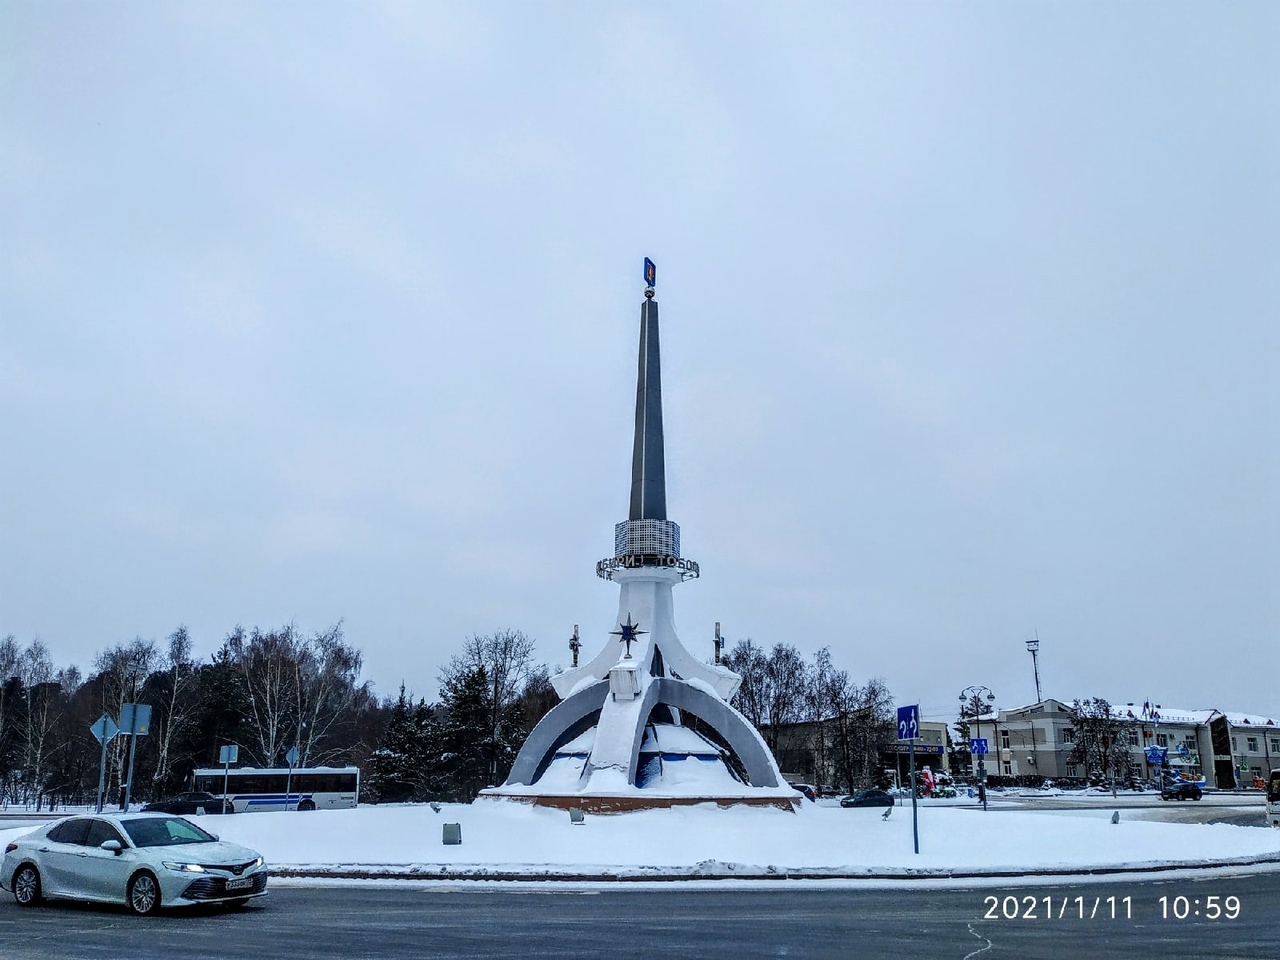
xmin=128 ymin=871 xmax=161 ymax=916
xmin=13 ymin=865 xmax=41 ymax=906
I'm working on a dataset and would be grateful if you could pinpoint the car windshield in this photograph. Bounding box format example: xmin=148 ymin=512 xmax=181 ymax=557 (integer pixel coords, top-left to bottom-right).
xmin=121 ymin=816 xmax=217 ymax=847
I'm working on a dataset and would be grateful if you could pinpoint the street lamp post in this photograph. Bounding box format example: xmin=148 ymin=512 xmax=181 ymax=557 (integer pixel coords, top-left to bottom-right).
xmin=1025 ymin=634 xmax=1042 ymax=703
xmin=960 ymin=686 xmax=997 ymax=806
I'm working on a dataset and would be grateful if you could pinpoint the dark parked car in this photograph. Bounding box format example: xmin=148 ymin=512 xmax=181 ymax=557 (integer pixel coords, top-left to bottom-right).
xmin=140 ymin=792 xmax=233 ymax=815
xmin=788 ymin=782 xmax=817 ymax=802
xmin=840 ymin=788 xmax=895 ymax=808
xmin=1160 ymin=781 xmax=1202 ymax=801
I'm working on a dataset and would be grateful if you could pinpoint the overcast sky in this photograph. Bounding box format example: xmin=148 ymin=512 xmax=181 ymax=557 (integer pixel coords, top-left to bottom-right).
xmin=3 ymin=3 xmax=1276 ymax=725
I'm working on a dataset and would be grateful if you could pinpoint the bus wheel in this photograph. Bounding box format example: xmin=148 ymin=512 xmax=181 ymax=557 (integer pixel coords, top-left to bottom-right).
xmin=297 ymin=799 xmax=315 ymax=811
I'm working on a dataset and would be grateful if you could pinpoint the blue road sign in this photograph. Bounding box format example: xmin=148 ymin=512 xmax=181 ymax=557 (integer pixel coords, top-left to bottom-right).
xmin=219 ymin=744 xmax=239 ymax=764
xmin=644 ymin=257 xmax=656 ymax=288
xmin=90 ymin=714 xmax=120 ymax=745
xmin=286 ymin=746 xmax=300 ymax=768
xmin=1144 ymin=745 xmax=1167 ymax=764
xmin=897 ymin=704 xmax=920 ymax=741
xmin=119 ymin=703 xmax=152 ymax=736
xmin=970 ymin=738 xmax=989 ymax=755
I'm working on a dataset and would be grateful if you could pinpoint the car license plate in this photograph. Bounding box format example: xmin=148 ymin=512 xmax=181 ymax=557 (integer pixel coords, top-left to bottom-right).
xmin=225 ymin=877 xmax=253 ymax=891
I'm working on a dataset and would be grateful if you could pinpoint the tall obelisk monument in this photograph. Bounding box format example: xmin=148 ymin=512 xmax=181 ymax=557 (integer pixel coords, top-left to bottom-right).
xmin=487 ymin=260 xmax=791 ymax=811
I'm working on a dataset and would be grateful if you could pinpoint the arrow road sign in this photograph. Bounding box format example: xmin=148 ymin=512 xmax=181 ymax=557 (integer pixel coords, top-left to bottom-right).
xmin=897 ymin=704 xmax=920 ymax=741
xmin=90 ymin=714 xmax=120 ymax=745
xmin=970 ymin=738 xmax=989 ymax=755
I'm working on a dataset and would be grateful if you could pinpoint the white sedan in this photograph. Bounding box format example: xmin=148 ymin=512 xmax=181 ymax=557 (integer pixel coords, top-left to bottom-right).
xmin=2 ymin=812 xmax=268 ymax=915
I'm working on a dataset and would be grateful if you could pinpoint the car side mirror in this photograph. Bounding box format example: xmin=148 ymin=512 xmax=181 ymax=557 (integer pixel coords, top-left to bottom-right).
xmin=100 ymin=840 xmax=123 ymax=855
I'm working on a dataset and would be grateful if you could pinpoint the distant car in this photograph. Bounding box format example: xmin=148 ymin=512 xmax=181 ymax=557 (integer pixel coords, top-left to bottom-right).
xmin=2 ymin=812 xmax=267 ymax=914
xmin=840 ymin=788 xmax=895 ymax=808
xmin=788 ymin=782 xmax=817 ymax=802
xmin=1161 ymin=781 xmax=1202 ymax=801
xmin=141 ymin=792 xmax=233 ymax=815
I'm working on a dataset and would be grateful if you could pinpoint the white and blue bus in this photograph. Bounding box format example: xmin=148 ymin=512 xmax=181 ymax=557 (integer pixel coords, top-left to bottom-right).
xmin=192 ymin=766 xmax=360 ymax=813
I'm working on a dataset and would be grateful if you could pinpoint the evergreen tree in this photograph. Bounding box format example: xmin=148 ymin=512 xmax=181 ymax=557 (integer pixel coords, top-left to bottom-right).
xmin=368 ymin=685 xmax=442 ymax=802
xmin=438 ymin=665 xmax=495 ymax=801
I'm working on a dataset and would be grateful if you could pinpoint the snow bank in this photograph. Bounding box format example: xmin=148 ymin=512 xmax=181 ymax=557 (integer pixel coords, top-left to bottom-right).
xmin=5 ymin=800 xmax=1272 ymax=877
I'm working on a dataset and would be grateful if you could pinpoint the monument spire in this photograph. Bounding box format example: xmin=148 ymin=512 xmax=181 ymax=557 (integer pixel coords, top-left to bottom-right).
xmin=488 ymin=258 xmax=792 ymax=812
xmin=629 ymin=258 xmax=666 ymax=521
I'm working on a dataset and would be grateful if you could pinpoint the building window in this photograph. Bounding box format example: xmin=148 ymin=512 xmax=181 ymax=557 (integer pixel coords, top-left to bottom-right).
xmin=1002 ymin=761 xmax=1012 ymax=775
xmin=1063 ymin=729 xmax=1075 ymax=744
xmin=1270 ymin=738 xmax=1280 ymax=753
xmin=1001 ymin=731 xmax=1010 ymax=750
xmin=1128 ymin=731 xmax=1139 ymax=746
xmin=1156 ymin=734 xmax=1168 ymax=747
xmin=1246 ymin=737 xmax=1258 ymax=752
xmin=1065 ymin=763 xmax=1078 ymax=777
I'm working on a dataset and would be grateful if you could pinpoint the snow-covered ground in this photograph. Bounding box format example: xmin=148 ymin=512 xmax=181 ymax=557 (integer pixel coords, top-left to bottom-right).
xmin=7 ymin=797 xmax=1274 ymax=882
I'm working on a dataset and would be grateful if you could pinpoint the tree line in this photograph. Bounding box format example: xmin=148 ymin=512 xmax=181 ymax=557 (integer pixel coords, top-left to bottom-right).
xmin=0 ymin=624 xmax=384 ymax=810
xmin=1 ymin=625 xmax=887 ymax=808
xmin=722 ymin=639 xmax=896 ymax=794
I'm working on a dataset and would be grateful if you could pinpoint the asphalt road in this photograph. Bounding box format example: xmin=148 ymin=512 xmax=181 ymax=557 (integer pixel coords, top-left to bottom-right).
xmin=2 ymin=874 xmax=1279 ymax=960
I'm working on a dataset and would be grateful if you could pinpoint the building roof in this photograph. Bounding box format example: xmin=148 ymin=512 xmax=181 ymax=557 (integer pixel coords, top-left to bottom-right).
xmin=1218 ymin=711 xmax=1280 ymax=728
xmin=1106 ymin=703 xmax=1215 ymax=725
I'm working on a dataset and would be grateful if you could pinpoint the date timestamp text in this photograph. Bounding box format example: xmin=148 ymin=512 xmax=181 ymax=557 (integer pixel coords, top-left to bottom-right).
xmin=982 ymin=894 xmax=1241 ymax=921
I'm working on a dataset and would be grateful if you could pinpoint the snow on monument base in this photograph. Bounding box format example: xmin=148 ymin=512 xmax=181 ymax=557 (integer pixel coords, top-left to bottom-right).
xmin=483 ymin=722 xmax=800 ymax=814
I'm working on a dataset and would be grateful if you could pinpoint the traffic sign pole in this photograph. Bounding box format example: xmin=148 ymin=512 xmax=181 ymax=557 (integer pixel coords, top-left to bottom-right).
xmin=285 ymin=746 xmax=299 ymax=811
xmin=897 ymin=704 xmax=921 ymax=855
xmin=218 ymin=744 xmax=239 ymax=809
xmin=119 ymin=703 xmax=151 ymax=811
xmin=97 ymin=736 xmax=108 ymax=812
xmin=90 ymin=714 xmax=120 ymax=813
xmin=122 ymin=707 xmax=137 ymax=810
xmin=909 ymin=737 xmax=918 ymax=854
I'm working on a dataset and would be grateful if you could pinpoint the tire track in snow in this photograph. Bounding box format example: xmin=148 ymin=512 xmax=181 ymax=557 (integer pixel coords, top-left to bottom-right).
xmin=962 ymin=920 xmax=993 ymax=959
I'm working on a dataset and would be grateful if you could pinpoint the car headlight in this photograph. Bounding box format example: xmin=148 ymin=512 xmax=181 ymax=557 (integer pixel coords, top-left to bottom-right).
xmin=162 ymin=861 xmax=206 ymax=872
xmin=249 ymin=856 xmax=264 ymax=869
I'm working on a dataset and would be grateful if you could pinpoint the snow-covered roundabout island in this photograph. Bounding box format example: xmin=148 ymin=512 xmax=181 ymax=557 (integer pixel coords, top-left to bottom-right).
xmin=24 ymin=800 xmax=1264 ymax=886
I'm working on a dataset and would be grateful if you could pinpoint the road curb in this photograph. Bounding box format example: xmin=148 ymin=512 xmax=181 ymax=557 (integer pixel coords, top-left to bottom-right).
xmin=271 ymin=851 xmax=1280 ymax=883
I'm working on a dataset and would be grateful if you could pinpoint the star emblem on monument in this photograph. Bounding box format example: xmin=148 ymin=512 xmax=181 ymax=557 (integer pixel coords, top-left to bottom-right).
xmin=610 ymin=614 xmax=647 ymax=659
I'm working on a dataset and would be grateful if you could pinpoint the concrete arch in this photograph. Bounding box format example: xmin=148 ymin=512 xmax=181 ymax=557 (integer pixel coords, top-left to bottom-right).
xmin=506 ymin=681 xmax=609 ymax=786
xmin=624 ymin=679 xmax=780 ymax=788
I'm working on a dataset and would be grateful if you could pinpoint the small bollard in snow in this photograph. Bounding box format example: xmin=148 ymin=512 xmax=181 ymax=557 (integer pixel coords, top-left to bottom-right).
xmin=443 ymin=823 xmax=462 ymax=845
xmin=1111 ymin=811 xmax=1120 ymax=824
xmin=569 ymin=807 xmax=585 ymax=825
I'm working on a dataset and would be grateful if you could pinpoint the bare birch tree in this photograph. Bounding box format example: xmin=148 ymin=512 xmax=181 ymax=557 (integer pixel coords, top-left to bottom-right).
xmin=150 ymin=626 xmax=202 ymax=792
xmin=439 ymin=630 xmax=536 ymax=784
xmin=295 ymin=623 xmax=368 ymax=766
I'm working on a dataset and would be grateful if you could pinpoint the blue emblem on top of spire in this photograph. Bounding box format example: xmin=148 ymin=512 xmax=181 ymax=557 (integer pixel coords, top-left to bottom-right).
xmin=644 ymin=257 xmax=656 ymax=289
